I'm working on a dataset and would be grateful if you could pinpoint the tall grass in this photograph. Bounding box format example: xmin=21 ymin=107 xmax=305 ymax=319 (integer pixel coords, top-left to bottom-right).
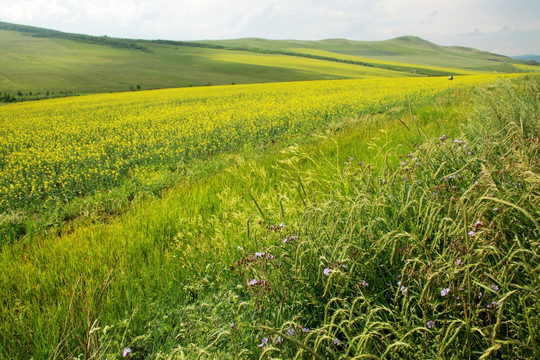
xmin=219 ymin=76 xmax=539 ymax=359
xmin=0 ymin=76 xmax=537 ymax=359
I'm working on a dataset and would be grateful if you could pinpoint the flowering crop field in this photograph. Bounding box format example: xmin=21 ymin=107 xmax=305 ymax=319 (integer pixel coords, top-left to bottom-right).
xmin=0 ymin=75 xmax=510 ymax=217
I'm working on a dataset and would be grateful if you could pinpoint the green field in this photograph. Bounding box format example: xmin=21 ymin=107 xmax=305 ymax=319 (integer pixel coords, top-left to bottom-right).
xmin=0 ymin=21 xmax=534 ymax=101
xmin=0 ymin=73 xmax=538 ymax=359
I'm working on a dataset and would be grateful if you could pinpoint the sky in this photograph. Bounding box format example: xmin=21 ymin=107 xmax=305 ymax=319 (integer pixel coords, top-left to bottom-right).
xmin=0 ymin=0 xmax=539 ymax=56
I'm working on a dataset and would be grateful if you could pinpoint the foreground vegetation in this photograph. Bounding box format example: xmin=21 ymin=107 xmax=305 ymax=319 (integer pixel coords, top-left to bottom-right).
xmin=0 ymin=75 xmax=538 ymax=359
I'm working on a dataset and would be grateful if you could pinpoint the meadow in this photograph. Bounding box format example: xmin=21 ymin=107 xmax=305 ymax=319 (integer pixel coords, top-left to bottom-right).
xmin=0 ymin=73 xmax=538 ymax=359
xmin=0 ymin=75 xmax=507 ymax=243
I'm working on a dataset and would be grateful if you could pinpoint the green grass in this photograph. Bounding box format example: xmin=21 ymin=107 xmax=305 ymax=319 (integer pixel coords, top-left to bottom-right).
xmin=0 ymin=30 xmax=340 ymax=95
xmin=1 ymin=75 xmax=537 ymax=359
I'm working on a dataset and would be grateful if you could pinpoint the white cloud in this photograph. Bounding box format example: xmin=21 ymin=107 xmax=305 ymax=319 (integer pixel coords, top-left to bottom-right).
xmin=0 ymin=0 xmax=538 ymax=55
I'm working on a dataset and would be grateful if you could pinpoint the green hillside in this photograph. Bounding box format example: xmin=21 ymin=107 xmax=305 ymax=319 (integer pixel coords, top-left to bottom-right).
xmin=202 ymin=36 xmax=521 ymax=72
xmin=0 ymin=21 xmax=528 ymax=102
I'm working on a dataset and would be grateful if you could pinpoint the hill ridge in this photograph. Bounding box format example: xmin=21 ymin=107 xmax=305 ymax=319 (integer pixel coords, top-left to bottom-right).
xmin=0 ymin=21 xmax=529 ymax=102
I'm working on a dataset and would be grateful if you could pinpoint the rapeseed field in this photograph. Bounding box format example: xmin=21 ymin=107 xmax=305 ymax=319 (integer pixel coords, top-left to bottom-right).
xmin=0 ymin=75 xmax=512 ymax=216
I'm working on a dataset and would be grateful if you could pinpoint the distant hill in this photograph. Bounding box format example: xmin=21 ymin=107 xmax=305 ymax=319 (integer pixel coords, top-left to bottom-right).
xmin=0 ymin=21 xmax=527 ymax=101
xmin=512 ymin=55 xmax=540 ymax=63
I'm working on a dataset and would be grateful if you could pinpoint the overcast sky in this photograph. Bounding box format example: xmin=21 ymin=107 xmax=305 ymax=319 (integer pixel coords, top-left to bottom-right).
xmin=1 ymin=0 xmax=539 ymax=56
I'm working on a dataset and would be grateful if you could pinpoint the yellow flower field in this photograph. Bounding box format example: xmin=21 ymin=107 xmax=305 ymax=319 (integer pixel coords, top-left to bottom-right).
xmin=0 ymin=75 xmax=517 ymax=212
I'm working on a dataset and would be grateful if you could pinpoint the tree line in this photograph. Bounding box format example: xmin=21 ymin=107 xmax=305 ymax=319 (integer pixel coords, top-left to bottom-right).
xmin=0 ymin=89 xmax=76 ymax=103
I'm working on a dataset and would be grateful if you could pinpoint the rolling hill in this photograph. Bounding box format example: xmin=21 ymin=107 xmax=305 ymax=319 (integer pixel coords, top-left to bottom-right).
xmin=0 ymin=21 xmax=531 ymax=101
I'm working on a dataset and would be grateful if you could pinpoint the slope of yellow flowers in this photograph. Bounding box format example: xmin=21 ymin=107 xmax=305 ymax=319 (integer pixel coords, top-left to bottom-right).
xmin=0 ymin=75 xmax=518 ymax=212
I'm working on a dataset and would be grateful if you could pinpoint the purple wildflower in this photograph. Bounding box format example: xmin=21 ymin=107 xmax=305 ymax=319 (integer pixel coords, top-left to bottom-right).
xmin=253 ymin=252 xmax=265 ymax=259
xmin=275 ymin=336 xmax=282 ymax=344
xmin=283 ymin=238 xmax=289 ymax=243
xmin=490 ymin=284 xmax=499 ymax=292
xmin=427 ymin=320 xmax=435 ymax=329
xmin=303 ymin=327 xmax=310 ymax=333
xmin=122 ymin=348 xmax=132 ymax=358
xmin=258 ymin=337 xmax=269 ymax=348
xmin=475 ymin=220 xmax=484 ymax=228
xmin=456 ymin=259 xmax=463 ymax=266
xmin=279 ymin=222 xmax=284 ymax=228
xmin=333 ymin=338 xmax=342 ymax=345
xmin=287 ymin=328 xmax=294 ymax=337
xmin=230 ymin=323 xmax=235 ymax=328
xmin=359 ymin=280 xmax=369 ymax=287
xmin=478 ymin=291 xmax=483 ymax=300
xmin=468 ymin=231 xmax=475 ymax=236
xmin=441 ymin=287 xmax=451 ymax=297
xmin=290 ymin=235 xmax=298 ymax=240
xmin=249 ymin=279 xmax=258 ymax=286
xmin=400 ymin=285 xmax=408 ymax=294
xmin=324 ymin=268 xmax=332 ymax=276
xmin=266 ymin=254 xmax=275 ymax=260
xmin=487 ymin=301 xmax=500 ymax=309
xmin=493 ymin=207 xmax=499 ymax=212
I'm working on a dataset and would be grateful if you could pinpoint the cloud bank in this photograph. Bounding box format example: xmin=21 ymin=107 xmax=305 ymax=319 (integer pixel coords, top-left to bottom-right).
xmin=0 ymin=0 xmax=539 ymax=55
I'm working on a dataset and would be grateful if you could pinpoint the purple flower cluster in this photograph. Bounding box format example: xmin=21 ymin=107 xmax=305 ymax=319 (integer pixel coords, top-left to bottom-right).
xmin=283 ymin=235 xmax=298 ymax=244
xmin=441 ymin=287 xmax=451 ymax=297
xmin=249 ymin=279 xmax=267 ymax=286
xmin=258 ymin=337 xmax=269 ymax=348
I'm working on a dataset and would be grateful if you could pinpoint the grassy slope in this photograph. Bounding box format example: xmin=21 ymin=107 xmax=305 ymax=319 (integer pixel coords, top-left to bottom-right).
xmin=0 ymin=30 xmax=340 ymax=93
xmin=0 ymin=22 xmax=531 ymax=96
xmin=202 ymin=36 xmax=522 ymax=72
xmin=1 ymin=75 xmax=537 ymax=359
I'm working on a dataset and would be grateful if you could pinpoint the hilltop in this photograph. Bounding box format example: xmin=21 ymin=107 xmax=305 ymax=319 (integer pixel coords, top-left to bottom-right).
xmin=0 ymin=21 xmax=530 ymax=101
